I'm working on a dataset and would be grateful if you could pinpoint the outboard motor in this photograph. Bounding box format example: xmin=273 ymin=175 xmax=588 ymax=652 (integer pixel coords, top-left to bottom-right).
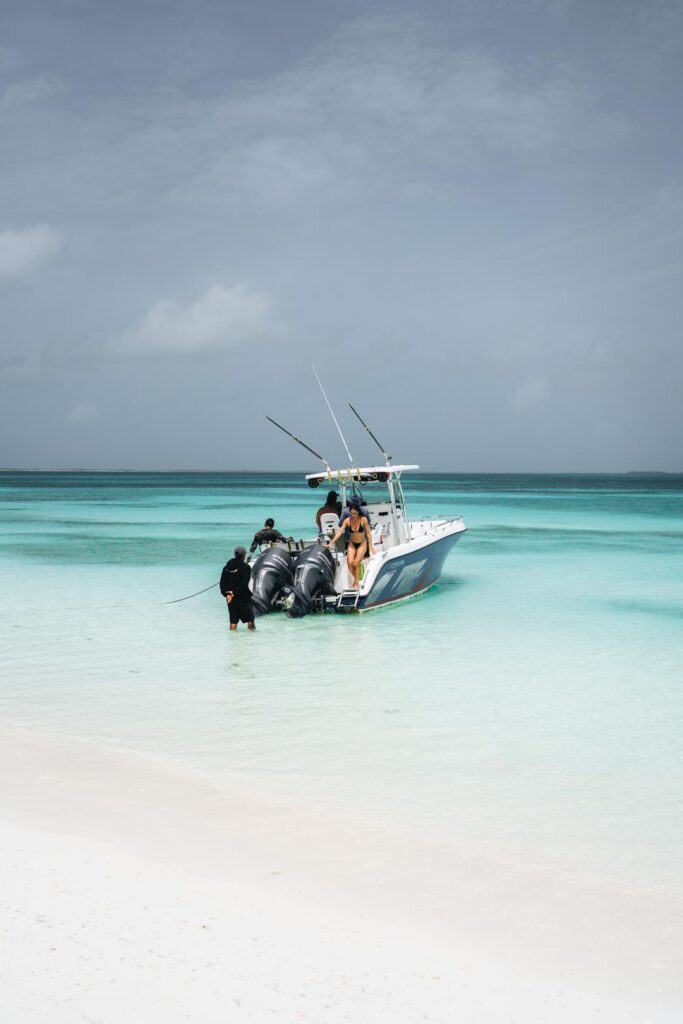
xmin=250 ymin=547 xmax=295 ymax=615
xmin=282 ymin=545 xmax=337 ymax=618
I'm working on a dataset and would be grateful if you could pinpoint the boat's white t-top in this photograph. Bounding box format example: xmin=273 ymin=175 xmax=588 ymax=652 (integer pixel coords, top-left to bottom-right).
xmin=305 ymin=465 xmax=419 ymax=482
xmin=306 ymin=465 xmax=419 ymax=548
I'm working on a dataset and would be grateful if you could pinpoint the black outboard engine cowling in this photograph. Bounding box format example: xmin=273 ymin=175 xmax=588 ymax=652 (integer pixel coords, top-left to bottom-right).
xmin=282 ymin=545 xmax=337 ymax=618
xmin=250 ymin=547 xmax=295 ymax=615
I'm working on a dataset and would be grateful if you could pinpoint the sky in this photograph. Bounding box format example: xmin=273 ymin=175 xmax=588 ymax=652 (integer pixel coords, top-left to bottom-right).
xmin=1 ymin=0 xmax=682 ymax=472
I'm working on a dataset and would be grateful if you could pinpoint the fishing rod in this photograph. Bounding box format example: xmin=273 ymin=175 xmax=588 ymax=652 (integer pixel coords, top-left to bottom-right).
xmin=349 ymin=404 xmax=392 ymax=465
xmin=266 ymin=416 xmax=331 ymax=470
xmin=312 ymin=365 xmax=355 ymax=467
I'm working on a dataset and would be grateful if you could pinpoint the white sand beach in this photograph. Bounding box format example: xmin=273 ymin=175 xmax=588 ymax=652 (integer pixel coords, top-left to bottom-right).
xmin=1 ymin=726 xmax=681 ymax=1023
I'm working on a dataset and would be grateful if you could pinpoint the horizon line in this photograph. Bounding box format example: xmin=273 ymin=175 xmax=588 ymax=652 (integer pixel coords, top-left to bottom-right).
xmin=1 ymin=467 xmax=681 ymax=477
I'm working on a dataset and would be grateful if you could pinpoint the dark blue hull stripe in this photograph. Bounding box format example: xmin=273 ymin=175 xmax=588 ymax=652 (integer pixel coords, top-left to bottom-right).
xmin=345 ymin=532 xmax=463 ymax=612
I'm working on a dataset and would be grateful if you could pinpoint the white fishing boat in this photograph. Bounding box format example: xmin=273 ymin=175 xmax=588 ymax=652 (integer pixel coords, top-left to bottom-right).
xmin=249 ymin=395 xmax=466 ymax=617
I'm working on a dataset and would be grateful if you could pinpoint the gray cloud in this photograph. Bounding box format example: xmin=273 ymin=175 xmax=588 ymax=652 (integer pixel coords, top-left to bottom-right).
xmin=137 ymin=17 xmax=624 ymax=210
xmin=0 ymin=223 xmax=65 ymax=279
xmin=0 ymin=1 xmax=681 ymax=472
xmin=0 ymin=73 xmax=62 ymax=112
xmin=513 ymin=376 xmax=549 ymax=414
xmin=67 ymin=401 xmax=98 ymax=424
xmin=111 ymin=283 xmax=277 ymax=356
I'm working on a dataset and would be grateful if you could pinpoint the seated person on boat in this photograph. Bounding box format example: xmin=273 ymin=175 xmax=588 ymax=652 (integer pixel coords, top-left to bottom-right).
xmin=315 ymin=490 xmax=342 ymax=528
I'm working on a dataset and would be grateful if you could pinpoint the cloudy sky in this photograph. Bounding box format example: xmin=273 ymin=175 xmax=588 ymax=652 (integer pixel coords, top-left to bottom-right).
xmin=1 ymin=0 xmax=681 ymax=471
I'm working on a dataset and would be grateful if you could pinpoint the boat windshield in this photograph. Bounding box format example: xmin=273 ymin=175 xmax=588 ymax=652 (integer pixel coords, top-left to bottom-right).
xmin=345 ymin=479 xmax=399 ymax=507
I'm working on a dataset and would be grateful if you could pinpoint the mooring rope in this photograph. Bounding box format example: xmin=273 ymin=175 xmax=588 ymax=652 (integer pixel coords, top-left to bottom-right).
xmin=161 ymin=582 xmax=219 ymax=605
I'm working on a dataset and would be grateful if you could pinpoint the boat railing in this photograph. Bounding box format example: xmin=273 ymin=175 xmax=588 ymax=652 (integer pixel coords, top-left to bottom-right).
xmin=412 ymin=515 xmax=464 ymax=525
xmin=409 ymin=515 xmax=465 ymax=537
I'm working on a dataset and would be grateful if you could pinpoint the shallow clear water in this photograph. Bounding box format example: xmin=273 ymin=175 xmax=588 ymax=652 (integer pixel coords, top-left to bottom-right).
xmin=2 ymin=471 xmax=682 ymax=890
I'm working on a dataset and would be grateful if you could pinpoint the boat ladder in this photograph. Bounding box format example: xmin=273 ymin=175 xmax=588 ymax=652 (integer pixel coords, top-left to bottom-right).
xmin=337 ymin=589 xmax=361 ymax=610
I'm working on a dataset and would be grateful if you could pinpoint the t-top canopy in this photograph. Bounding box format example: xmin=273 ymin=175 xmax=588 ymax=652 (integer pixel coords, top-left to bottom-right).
xmin=305 ymin=465 xmax=419 ymax=486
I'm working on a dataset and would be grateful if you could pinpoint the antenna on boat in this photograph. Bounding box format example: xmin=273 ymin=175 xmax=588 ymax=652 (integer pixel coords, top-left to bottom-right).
xmin=266 ymin=416 xmax=331 ymax=471
xmin=348 ymin=404 xmax=392 ymax=465
xmin=312 ymin=365 xmax=355 ymax=467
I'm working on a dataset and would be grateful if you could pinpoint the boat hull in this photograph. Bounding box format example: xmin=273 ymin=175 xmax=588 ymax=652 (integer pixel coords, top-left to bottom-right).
xmin=338 ymin=529 xmax=464 ymax=613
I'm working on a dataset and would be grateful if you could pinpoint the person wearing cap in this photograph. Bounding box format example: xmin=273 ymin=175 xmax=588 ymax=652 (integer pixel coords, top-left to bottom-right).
xmin=220 ymin=546 xmax=256 ymax=631
xmin=315 ymin=490 xmax=342 ymax=529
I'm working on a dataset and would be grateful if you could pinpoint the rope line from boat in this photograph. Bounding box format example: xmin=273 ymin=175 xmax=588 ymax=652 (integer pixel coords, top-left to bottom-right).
xmin=161 ymin=582 xmax=220 ymax=605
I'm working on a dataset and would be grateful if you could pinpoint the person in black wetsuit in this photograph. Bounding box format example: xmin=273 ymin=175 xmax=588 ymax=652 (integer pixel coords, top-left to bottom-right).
xmin=220 ymin=545 xmax=255 ymax=631
xmin=249 ymin=517 xmax=287 ymax=555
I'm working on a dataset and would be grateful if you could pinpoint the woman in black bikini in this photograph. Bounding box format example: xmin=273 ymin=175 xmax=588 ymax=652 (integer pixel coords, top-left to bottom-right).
xmin=325 ymin=504 xmax=376 ymax=590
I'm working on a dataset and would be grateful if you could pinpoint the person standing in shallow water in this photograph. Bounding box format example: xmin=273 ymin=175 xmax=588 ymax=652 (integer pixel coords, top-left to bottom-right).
xmin=220 ymin=546 xmax=255 ymax=631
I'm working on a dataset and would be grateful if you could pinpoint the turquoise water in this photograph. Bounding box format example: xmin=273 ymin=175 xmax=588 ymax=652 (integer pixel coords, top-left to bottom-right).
xmin=2 ymin=471 xmax=683 ymax=890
